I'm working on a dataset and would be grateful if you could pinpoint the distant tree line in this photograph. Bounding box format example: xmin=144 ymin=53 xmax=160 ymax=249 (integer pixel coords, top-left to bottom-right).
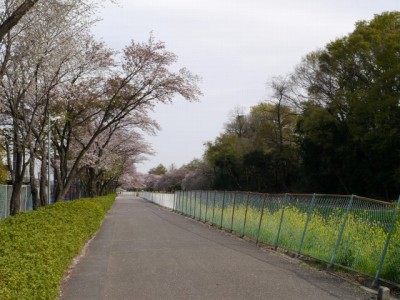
xmin=144 ymin=161 xmax=213 ymax=192
xmin=146 ymin=12 xmax=400 ymax=201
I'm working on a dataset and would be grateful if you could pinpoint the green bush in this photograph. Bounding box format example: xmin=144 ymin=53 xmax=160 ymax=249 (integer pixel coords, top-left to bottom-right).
xmin=0 ymin=194 xmax=116 ymax=300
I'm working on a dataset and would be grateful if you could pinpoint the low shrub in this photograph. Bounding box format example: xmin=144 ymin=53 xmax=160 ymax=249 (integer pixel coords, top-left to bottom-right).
xmin=0 ymin=194 xmax=116 ymax=300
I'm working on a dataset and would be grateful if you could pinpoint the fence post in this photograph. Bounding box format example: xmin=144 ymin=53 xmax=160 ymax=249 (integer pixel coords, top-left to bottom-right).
xmin=188 ymin=191 xmax=192 ymax=216
xmin=183 ymin=190 xmax=186 ymax=215
xmin=5 ymin=185 xmax=8 ymax=219
xmin=26 ymin=186 xmax=28 ymax=211
xmin=21 ymin=187 xmax=28 ymax=211
xmin=25 ymin=186 xmax=27 ymax=211
xmin=185 ymin=191 xmax=189 ymax=216
xmin=198 ymin=191 xmax=203 ymax=220
xmin=242 ymin=193 xmax=250 ymax=237
xmin=220 ymin=191 xmax=226 ymax=229
xmin=329 ymin=194 xmax=354 ymax=269
xmin=372 ymin=196 xmax=400 ymax=287
xmin=183 ymin=191 xmax=186 ymax=214
xmin=192 ymin=191 xmax=195 ymax=217
xmin=274 ymin=193 xmax=288 ymax=250
xmin=212 ymin=191 xmax=217 ymax=225
xmin=204 ymin=191 xmax=209 ymax=223
xmin=185 ymin=191 xmax=188 ymax=214
xmin=193 ymin=191 xmax=197 ymax=219
xmin=181 ymin=191 xmax=184 ymax=214
xmin=185 ymin=190 xmax=188 ymax=215
xmin=20 ymin=186 xmax=24 ymax=212
xmin=180 ymin=191 xmax=183 ymax=213
xmin=173 ymin=191 xmax=176 ymax=212
xmin=7 ymin=185 xmax=10 ymax=217
xmin=21 ymin=186 xmax=24 ymax=212
xmin=176 ymin=191 xmax=180 ymax=213
xmin=256 ymin=195 xmax=267 ymax=244
xmin=230 ymin=192 xmax=237 ymax=232
xmin=298 ymin=193 xmax=317 ymax=256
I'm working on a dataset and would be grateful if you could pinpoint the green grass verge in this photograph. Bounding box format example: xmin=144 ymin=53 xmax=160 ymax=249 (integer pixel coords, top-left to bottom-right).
xmin=0 ymin=194 xmax=116 ymax=300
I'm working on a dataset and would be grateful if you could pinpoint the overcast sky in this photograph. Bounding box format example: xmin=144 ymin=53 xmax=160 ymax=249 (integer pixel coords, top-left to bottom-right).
xmin=91 ymin=0 xmax=399 ymax=173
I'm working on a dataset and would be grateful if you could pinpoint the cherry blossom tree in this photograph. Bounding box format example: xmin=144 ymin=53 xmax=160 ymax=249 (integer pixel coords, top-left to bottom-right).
xmin=0 ymin=0 xmax=115 ymax=43
xmin=0 ymin=0 xmax=201 ymax=214
xmin=50 ymin=35 xmax=201 ymax=201
xmin=118 ymin=164 xmax=146 ymax=191
xmin=77 ymin=119 xmax=154 ymax=196
xmin=0 ymin=0 xmax=113 ymax=213
xmin=0 ymin=0 xmax=87 ymax=212
xmin=0 ymin=0 xmax=40 ymax=43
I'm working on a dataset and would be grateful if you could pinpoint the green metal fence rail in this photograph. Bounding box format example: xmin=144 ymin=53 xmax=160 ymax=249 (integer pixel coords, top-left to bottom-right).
xmin=170 ymin=190 xmax=400 ymax=286
xmin=0 ymin=185 xmax=32 ymax=220
xmin=0 ymin=183 xmax=89 ymax=221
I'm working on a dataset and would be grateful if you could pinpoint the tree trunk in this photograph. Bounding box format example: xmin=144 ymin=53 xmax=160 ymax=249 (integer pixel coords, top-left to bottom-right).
xmin=10 ymin=147 xmax=24 ymax=215
xmin=99 ymin=178 xmax=113 ymax=196
xmin=10 ymin=178 xmax=23 ymax=215
xmin=88 ymin=167 xmax=96 ymax=198
xmin=29 ymin=148 xmax=40 ymax=209
xmin=10 ymin=140 xmax=24 ymax=215
xmin=39 ymin=149 xmax=47 ymax=206
xmin=54 ymin=164 xmax=62 ymax=202
xmin=81 ymin=168 xmax=90 ymax=197
xmin=0 ymin=0 xmax=39 ymax=42
xmin=54 ymin=145 xmax=69 ymax=202
xmin=56 ymin=176 xmax=73 ymax=201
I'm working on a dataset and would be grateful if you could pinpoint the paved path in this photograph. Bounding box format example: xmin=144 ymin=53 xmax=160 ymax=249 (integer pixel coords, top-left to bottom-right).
xmin=60 ymin=194 xmax=372 ymax=300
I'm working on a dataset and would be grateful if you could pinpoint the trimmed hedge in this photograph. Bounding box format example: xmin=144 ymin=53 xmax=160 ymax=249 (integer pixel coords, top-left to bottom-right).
xmin=0 ymin=194 xmax=116 ymax=300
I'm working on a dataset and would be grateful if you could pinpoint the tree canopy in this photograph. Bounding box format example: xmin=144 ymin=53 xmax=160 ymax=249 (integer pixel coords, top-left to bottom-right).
xmin=146 ymin=12 xmax=400 ymax=201
xmin=294 ymin=11 xmax=400 ymax=199
xmin=148 ymin=164 xmax=167 ymax=176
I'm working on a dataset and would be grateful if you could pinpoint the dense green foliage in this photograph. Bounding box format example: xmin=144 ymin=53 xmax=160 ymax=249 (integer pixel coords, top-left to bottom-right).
xmin=204 ymin=102 xmax=299 ymax=192
xmin=148 ymin=164 xmax=168 ymax=175
xmin=0 ymin=194 xmax=115 ymax=300
xmin=296 ymin=12 xmax=400 ymax=199
xmin=201 ymin=12 xmax=400 ymax=200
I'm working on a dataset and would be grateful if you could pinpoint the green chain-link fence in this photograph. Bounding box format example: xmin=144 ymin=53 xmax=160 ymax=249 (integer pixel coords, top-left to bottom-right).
xmin=0 ymin=185 xmax=33 ymax=220
xmin=163 ymin=190 xmax=399 ymax=286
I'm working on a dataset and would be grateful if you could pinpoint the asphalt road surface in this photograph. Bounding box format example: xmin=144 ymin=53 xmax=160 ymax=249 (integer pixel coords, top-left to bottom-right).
xmin=60 ymin=194 xmax=372 ymax=300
